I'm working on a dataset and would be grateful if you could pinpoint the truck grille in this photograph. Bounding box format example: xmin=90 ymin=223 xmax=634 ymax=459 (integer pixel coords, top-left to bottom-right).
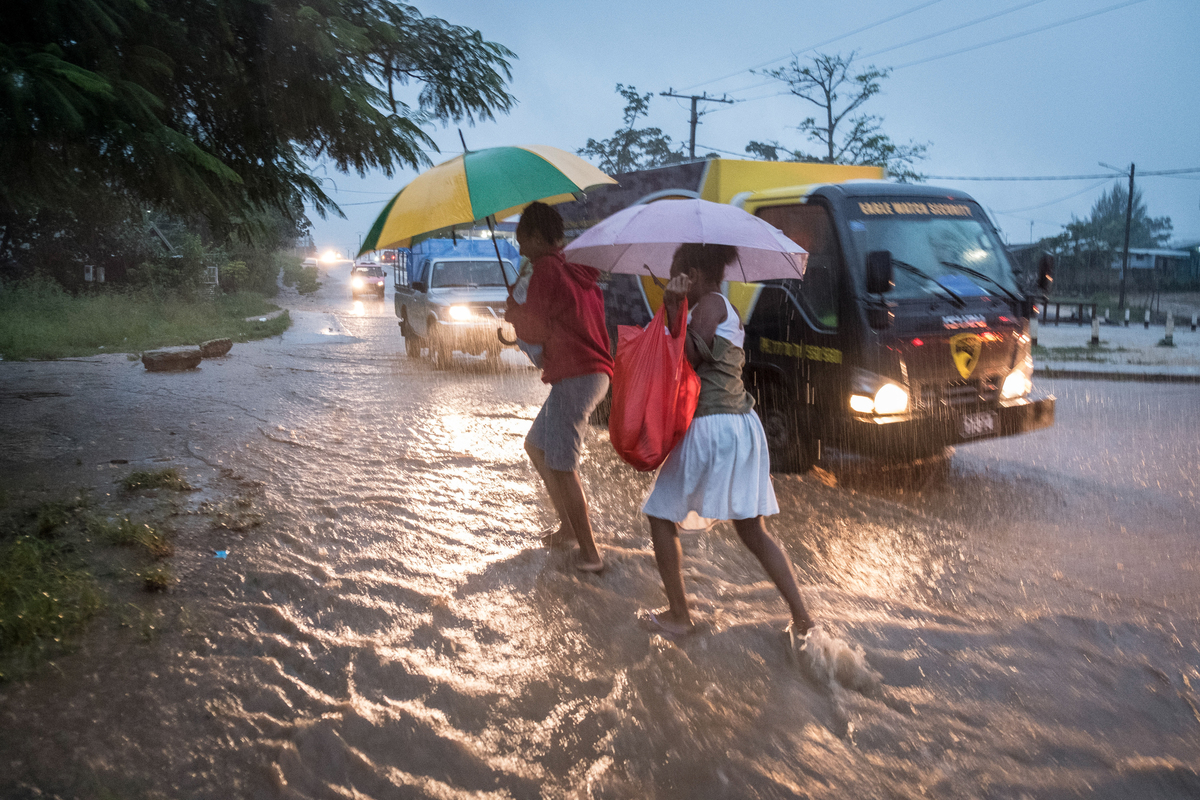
xmin=917 ymin=376 xmax=1001 ymax=409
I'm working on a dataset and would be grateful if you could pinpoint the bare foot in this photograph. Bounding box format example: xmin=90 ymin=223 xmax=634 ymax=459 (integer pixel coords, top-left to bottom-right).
xmin=540 ymin=527 xmax=574 ymax=549
xmin=641 ymin=607 xmax=695 ymax=637
xmin=575 ymin=555 xmax=604 ymax=573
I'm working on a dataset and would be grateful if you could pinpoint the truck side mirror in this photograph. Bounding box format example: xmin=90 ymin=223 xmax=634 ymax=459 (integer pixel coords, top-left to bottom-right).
xmin=1037 ymin=252 xmax=1054 ymax=294
xmin=412 ymin=281 xmax=427 ymax=293
xmin=866 ymin=250 xmax=894 ymax=294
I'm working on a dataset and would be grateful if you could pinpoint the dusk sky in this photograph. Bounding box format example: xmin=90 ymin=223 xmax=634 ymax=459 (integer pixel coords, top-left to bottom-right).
xmin=307 ymin=0 xmax=1200 ymax=257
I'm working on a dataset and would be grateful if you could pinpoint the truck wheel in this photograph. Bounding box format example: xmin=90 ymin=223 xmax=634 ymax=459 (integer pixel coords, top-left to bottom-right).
xmin=432 ymin=328 xmax=453 ymax=369
xmin=401 ymin=320 xmax=422 ymax=357
xmin=757 ymin=391 xmax=817 ymax=474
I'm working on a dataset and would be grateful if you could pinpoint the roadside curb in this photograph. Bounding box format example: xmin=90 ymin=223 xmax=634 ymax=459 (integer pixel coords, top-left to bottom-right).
xmin=1035 ymin=366 xmax=1200 ymax=384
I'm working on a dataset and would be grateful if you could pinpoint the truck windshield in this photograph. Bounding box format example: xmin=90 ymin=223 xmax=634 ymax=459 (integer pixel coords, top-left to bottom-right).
xmin=430 ymin=259 xmax=516 ymax=288
xmin=845 ymin=200 xmax=1019 ymax=301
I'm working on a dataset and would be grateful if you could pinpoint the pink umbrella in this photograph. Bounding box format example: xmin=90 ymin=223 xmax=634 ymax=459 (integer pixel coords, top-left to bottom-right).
xmin=563 ymin=198 xmax=807 ymax=282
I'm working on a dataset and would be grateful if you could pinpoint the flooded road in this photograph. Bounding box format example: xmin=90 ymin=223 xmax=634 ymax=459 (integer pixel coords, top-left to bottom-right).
xmin=2 ymin=269 xmax=1198 ymax=799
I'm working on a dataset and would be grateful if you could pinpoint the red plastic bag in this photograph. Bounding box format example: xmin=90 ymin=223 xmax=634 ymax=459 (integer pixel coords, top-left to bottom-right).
xmin=608 ymin=300 xmax=700 ymax=471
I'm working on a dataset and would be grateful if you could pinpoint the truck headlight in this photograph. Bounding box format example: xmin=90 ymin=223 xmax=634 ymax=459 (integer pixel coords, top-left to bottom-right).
xmin=849 ymin=377 xmax=909 ymax=415
xmin=1000 ymin=368 xmax=1033 ymax=400
xmin=447 ymin=305 xmax=473 ymax=321
xmin=352 ymin=277 xmax=364 ymax=288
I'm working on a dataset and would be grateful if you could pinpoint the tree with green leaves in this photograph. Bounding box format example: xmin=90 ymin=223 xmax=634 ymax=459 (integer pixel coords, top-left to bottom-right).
xmin=578 ymin=84 xmax=688 ymax=174
xmin=747 ymin=52 xmax=928 ymax=182
xmin=1065 ymin=182 xmax=1172 ymax=251
xmin=1 ymin=0 xmax=516 ymax=278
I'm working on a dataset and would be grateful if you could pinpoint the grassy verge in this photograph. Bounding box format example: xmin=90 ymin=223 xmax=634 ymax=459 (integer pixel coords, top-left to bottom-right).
xmin=1034 ymin=343 xmax=1131 ymax=361
xmin=0 ymin=277 xmax=291 ymax=361
xmin=0 ymin=468 xmax=209 ymax=681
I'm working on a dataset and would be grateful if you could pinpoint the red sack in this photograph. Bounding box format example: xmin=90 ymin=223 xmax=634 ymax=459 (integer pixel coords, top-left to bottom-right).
xmin=608 ymin=300 xmax=701 ymax=471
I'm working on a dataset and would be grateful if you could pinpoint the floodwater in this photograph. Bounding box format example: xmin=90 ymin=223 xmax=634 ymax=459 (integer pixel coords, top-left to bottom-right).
xmin=1 ymin=270 xmax=1198 ymax=799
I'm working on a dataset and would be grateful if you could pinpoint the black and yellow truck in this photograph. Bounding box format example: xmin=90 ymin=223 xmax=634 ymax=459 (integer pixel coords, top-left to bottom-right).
xmin=559 ymin=159 xmax=1055 ymax=471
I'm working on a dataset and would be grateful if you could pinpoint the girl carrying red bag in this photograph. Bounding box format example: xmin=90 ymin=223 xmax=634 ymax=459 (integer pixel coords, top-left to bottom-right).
xmin=640 ymin=243 xmax=815 ymax=641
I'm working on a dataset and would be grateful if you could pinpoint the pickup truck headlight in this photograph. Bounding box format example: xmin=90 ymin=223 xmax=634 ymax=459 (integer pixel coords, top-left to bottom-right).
xmin=447 ymin=305 xmax=473 ymax=321
xmin=351 ymin=277 xmax=364 ymax=288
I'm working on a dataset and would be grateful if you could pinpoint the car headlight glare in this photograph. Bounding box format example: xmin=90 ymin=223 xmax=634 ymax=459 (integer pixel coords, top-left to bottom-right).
xmin=1000 ymin=368 xmax=1032 ymax=400
xmin=849 ymin=394 xmax=875 ymax=413
xmin=351 ymin=277 xmax=363 ymax=288
xmin=447 ymin=305 xmax=473 ymax=321
xmin=873 ymin=383 xmax=909 ymax=415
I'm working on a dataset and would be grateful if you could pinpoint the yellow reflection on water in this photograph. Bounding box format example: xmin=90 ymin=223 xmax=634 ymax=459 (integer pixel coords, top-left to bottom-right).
xmin=351 ymin=301 xmax=366 ymax=317
xmin=437 ymin=413 xmax=528 ymax=462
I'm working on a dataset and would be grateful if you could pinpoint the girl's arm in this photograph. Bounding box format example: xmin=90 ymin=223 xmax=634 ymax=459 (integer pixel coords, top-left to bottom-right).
xmin=663 ymin=276 xmax=726 ymax=367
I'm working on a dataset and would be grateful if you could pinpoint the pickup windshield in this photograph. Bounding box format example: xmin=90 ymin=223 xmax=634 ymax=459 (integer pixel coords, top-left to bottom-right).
xmin=430 ymin=259 xmax=516 ymax=288
xmin=845 ymin=199 xmax=1019 ymax=301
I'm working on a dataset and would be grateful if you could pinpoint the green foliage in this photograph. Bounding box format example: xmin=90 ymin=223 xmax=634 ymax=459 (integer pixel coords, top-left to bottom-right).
xmin=121 ymin=468 xmax=193 ymax=492
xmin=0 ymin=0 xmax=515 ymax=284
xmin=578 ymin=84 xmax=688 ymax=174
xmin=281 ymin=256 xmax=321 ymax=294
xmin=1 ymin=0 xmax=515 ymax=228
xmin=750 ymin=52 xmax=929 ymax=182
xmin=1065 ymin=182 xmax=1173 ymax=251
xmin=90 ymin=515 xmax=173 ymax=559
xmin=0 ymin=502 xmax=104 ymax=679
xmin=0 ymin=276 xmax=289 ymax=360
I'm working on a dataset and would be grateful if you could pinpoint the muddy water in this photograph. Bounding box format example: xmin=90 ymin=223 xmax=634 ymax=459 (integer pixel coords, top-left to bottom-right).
xmin=1 ymin=274 xmax=1198 ymax=799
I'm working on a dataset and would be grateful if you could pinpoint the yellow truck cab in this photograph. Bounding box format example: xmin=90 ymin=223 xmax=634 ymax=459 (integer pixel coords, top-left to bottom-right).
xmin=560 ymin=159 xmax=1055 ymax=471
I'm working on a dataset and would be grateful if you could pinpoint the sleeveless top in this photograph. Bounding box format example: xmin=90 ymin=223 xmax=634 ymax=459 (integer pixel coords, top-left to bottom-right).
xmin=688 ymin=293 xmax=755 ymax=418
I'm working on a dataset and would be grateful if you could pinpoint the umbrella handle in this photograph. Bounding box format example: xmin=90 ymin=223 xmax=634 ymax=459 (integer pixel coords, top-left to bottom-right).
xmin=487 ymin=216 xmax=513 ymax=292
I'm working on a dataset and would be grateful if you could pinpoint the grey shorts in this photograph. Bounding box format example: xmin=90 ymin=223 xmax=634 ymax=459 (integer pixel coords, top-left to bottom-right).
xmin=526 ymin=372 xmax=610 ymax=472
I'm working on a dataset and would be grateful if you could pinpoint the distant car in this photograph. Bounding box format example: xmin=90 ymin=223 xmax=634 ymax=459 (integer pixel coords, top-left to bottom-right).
xmin=351 ymin=264 xmax=386 ymax=297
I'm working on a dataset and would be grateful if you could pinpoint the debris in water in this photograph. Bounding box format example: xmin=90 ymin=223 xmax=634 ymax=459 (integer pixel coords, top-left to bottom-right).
xmin=214 ymin=550 xmax=228 ymax=559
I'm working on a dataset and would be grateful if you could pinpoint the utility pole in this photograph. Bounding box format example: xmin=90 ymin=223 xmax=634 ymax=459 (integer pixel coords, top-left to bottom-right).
xmin=1102 ymin=161 xmax=1136 ymax=312
xmin=659 ymin=90 xmax=734 ymax=159
xmin=1118 ymin=163 xmax=1135 ymax=312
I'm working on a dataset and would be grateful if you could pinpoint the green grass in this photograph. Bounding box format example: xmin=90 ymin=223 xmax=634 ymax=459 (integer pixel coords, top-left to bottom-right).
xmin=88 ymin=515 xmax=174 ymax=559
xmin=0 ymin=500 xmax=104 ymax=680
xmin=121 ymin=467 xmax=193 ymax=492
xmin=0 ymin=277 xmax=291 ymax=361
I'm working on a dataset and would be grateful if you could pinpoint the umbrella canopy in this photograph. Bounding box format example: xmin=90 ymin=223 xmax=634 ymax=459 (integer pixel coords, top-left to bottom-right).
xmin=359 ymin=145 xmax=616 ymax=255
xmin=563 ymin=198 xmax=807 ymax=283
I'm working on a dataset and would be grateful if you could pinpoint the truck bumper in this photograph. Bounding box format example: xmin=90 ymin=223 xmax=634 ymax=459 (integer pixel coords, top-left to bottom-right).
xmin=432 ymin=320 xmax=517 ymax=354
xmin=836 ymin=392 xmax=1056 ymax=458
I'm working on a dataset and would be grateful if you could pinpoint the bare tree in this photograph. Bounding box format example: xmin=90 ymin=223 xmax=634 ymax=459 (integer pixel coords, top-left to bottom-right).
xmin=751 ymin=52 xmax=928 ymax=181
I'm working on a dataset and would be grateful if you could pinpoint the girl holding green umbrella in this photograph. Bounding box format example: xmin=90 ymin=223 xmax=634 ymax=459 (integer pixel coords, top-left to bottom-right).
xmin=505 ymin=203 xmax=613 ymax=573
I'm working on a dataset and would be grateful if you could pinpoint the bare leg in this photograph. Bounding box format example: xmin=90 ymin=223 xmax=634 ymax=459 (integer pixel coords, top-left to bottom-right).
xmin=527 ymin=442 xmax=602 ymax=570
xmin=526 ymin=443 xmax=574 ymax=545
xmin=732 ymin=516 xmax=813 ymax=633
xmin=647 ymin=516 xmax=694 ymax=633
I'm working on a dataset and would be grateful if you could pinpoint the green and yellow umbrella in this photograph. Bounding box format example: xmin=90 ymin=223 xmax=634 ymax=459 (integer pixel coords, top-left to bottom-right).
xmin=358 ymin=144 xmax=616 ymax=255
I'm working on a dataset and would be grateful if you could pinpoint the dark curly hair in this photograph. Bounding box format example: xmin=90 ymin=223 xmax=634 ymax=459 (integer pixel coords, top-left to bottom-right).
xmin=516 ymin=201 xmax=565 ymax=245
xmin=672 ymin=243 xmax=738 ymax=283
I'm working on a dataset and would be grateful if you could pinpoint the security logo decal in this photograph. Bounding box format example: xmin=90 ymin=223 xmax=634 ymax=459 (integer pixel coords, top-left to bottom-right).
xmin=950 ymin=333 xmax=982 ymax=378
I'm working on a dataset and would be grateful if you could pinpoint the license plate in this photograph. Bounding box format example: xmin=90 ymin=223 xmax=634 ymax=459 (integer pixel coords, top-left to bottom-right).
xmin=961 ymin=411 xmax=996 ymax=437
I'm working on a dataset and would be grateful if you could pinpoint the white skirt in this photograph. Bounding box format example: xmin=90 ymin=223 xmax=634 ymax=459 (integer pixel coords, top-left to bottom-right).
xmin=641 ymin=412 xmax=779 ymax=523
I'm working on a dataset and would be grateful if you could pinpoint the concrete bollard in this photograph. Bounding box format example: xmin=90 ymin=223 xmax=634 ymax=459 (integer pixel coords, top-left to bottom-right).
xmin=1030 ymin=317 xmax=1038 ymax=348
xmin=1144 ymin=309 xmax=1151 ymax=330
xmin=1165 ymin=314 xmax=1174 ymax=346
xmin=1091 ymin=316 xmax=1100 ymax=345
xmin=1192 ymin=313 xmax=1197 ymax=332
xmin=1104 ymin=308 xmax=1110 ymax=323
xmin=1124 ymin=308 xmax=1131 ymax=327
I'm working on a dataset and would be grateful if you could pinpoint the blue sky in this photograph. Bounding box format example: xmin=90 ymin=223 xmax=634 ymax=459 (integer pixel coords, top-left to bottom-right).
xmin=307 ymin=0 xmax=1200 ymax=256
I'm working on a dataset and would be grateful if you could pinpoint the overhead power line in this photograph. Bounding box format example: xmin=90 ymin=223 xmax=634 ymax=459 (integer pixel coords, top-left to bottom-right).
xmin=927 ymin=167 xmax=1200 ymax=181
xmin=863 ymin=0 xmax=1051 ymax=58
xmin=679 ymin=0 xmax=945 ymax=91
xmin=891 ymin=0 xmax=1150 ymax=70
